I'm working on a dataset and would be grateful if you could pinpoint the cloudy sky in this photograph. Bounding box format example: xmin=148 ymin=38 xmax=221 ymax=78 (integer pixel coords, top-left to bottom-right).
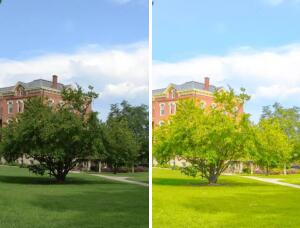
xmin=153 ymin=0 xmax=300 ymax=122
xmin=0 ymin=0 xmax=148 ymax=120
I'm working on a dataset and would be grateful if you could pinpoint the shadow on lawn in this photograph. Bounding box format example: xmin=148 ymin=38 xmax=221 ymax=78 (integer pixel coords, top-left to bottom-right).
xmin=29 ymin=190 xmax=149 ymax=227
xmin=152 ymin=177 xmax=267 ymax=187
xmin=0 ymin=175 xmax=111 ymax=185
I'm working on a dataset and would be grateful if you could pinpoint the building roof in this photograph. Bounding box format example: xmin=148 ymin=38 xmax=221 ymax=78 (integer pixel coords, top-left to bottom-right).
xmin=152 ymin=81 xmax=222 ymax=95
xmin=0 ymin=79 xmax=69 ymax=94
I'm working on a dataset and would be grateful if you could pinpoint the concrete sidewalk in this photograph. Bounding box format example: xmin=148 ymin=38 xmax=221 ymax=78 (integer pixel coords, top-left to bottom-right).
xmin=242 ymin=176 xmax=300 ymax=189
xmin=89 ymin=174 xmax=149 ymax=187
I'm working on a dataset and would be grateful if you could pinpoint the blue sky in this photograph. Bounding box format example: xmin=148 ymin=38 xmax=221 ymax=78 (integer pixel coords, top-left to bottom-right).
xmin=0 ymin=0 xmax=148 ymax=119
xmin=153 ymin=0 xmax=300 ymax=122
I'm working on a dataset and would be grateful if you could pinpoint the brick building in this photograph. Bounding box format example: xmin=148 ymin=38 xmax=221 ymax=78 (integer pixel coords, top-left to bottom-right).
xmin=152 ymin=77 xmax=245 ymax=171
xmin=0 ymin=75 xmax=100 ymax=171
xmin=152 ymin=77 xmax=224 ymax=127
xmin=0 ymin=75 xmax=70 ymax=127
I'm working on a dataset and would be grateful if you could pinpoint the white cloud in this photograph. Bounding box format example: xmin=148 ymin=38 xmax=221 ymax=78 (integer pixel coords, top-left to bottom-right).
xmin=255 ymin=85 xmax=300 ymax=99
xmin=0 ymin=42 xmax=149 ymax=119
xmin=153 ymin=43 xmax=300 ymax=101
xmin=103 ymin=82 xmax=148 ymax=97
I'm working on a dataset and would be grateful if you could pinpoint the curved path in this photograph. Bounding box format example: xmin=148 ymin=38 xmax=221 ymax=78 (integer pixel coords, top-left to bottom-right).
xmin=89 ymin=174 xmax=149 ymax=187
xmin=243 ymin=176 xmax=300 ymax=189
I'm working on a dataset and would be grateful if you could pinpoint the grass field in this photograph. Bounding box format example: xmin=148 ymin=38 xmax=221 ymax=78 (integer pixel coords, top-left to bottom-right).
xmin=97 ymin=172 xmax=149 ymax=183
xmin=0 ymin=165 xmax=148 ymax=228
xmin=153 ymin=168 xmax=300 ymax=228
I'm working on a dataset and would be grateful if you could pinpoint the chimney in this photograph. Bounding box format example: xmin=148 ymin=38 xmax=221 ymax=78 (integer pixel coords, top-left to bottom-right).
xmin=204 ymin=77 xmax=210 ymax=90
xmin=52 ymin=75 xmax=58 ymax=89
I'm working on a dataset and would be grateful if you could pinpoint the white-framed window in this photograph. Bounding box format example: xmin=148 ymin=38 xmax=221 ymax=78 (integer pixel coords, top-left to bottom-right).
xmin=17 ymin=100 xmax=24 ymax=113
xmin=211 ymin=103 xmax=217 ymax=109
xmin=7 ymin=101 xmax=13 ymax=114
xmin=48 ymin=99 xmax=54 ymax=107
xmin=199 ymin=101 xmax=206 ymax=109
xmin=6 ymin=118 xmax=13 ymax=124
xmin=159 ymin=103 xmax=165 ymax=116
xmin=59 ymin=101 xmax=65 ymax=107
xmin=159 ymin=121 xmax=165 ymax=127
xmin=169 ymin=102 xmax=176 ymax=114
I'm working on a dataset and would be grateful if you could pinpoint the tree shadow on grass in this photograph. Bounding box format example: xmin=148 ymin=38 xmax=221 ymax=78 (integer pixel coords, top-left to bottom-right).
xmin=0 ymin=175 xmax=112 ymax=185
xmin=28 ymin=190 xmax=149 ymax=227
xmin=152 ymin=177 xmax=268 ymax=187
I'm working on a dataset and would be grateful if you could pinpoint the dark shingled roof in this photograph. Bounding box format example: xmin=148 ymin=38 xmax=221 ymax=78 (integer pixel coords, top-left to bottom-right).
xmin=0 ymin=79 xmax=68 ymax=94
xmin=153 ymin=81 xmax=222 ymax=95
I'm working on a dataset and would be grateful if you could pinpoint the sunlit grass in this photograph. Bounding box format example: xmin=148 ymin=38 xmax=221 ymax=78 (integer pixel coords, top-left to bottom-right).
xmin=153 ymin=168 xmax=300 ymax=228
xmin=0 ymin=166 xmax=148 ymax=228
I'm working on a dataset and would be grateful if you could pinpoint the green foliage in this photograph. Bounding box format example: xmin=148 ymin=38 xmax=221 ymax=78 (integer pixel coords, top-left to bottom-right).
xmin=0 ymin=85 xmax=103 ymax=182
xmin=107 ymin=101 xmax=149 ymax=164
xmin=261 ymin=103 xmax=300 ymax=162
xmin=103 ymin=118 xmax=140 ymax=174
xmin=254 ymin=118 xmax=293 ymax=174
xmin=154 ymin=88 xmax=252 ymax=184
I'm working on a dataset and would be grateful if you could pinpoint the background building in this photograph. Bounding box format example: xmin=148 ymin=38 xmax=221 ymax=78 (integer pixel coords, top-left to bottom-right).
xmin=0 ymin=75 xmax=69 ymax=127
xmin=152 ymin=77 xmax=223 ymax=127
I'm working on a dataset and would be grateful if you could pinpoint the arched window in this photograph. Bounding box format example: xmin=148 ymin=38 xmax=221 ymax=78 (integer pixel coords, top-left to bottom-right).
xmin=17 ymin=100 xmax=24 ymax=113
xmin=169 ymin=102 xmax=176 ymax=114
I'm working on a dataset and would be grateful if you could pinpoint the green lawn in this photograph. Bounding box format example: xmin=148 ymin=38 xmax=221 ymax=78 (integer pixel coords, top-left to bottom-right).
xmin=0 ymin=165 xmax=148 ymax=228
xmin=153 ymin=168 xmax=300 ymax=228
xmin=97 ymin=172 xmax=149 ymax=183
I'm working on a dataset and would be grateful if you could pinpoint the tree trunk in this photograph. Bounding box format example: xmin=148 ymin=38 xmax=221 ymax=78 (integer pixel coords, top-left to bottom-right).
xmin=87 ymin=160 xmax=91 ymax=172
xmin=98 ymin=161 xmax=102 ymax=173
xmin=131 ymin=163 xmax=135 ymax=173
xmin=250 ymin=162 xmax=254 ymax=175
xmin=55 ymin=173 xmax=67 ymax=183
xmin=266 ymin=164 xmax=269 ymax=176
xmin=113 ymin=165 xmax=117 ymax=174
xmin=208 ymin=173 xmax=218 ymax=184
xmin=283 ymin=163 xmax=287 ymax=175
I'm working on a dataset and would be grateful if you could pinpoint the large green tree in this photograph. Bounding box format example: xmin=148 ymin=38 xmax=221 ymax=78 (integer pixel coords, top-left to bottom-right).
xmin=0 ymin=85 xmax=103 ymax=183
xmin=154 ymin=88 xmax=252 ymax=184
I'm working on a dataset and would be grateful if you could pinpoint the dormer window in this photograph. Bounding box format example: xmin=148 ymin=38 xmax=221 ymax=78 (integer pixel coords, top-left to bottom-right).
xmin=15 ymin=85 xmax=25 ymax=96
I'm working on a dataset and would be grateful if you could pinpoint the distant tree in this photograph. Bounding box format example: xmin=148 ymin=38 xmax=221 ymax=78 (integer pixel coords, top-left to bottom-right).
xmin=0 ymin=85 xmax=104 ymax=183
xmin=103 ymin=118 xmax=140 ymax=174
xmin=107 ymin=101 xmax=149 ymax=165
xmin=261 ymin=103 xmax=300 ymax=162
xmin=154 ymin=88 xmax=252 ymax=184
xmin=254 ymin=118 xmax=292 ymax=175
